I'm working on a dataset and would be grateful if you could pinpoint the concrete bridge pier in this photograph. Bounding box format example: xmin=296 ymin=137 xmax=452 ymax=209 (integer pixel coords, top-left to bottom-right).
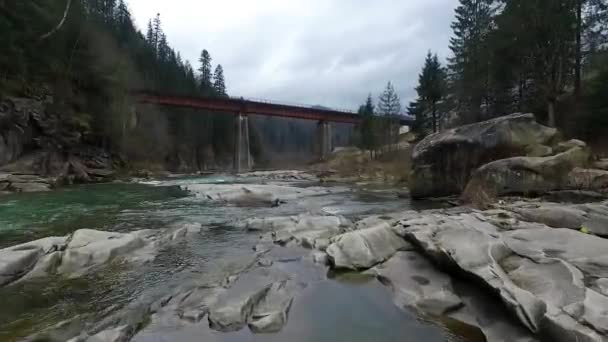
xmin=233 ymin=113 xmax=251 ymax=173
xmin=316 ymin=120 xmax=332 ymax=161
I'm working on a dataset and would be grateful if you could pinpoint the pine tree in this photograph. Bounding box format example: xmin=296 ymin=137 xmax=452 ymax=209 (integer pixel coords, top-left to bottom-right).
xmin=377 ymin=82 xmax=401 ymax=149
xmin=198 ymin=49 xmax=213 ymax=94
xmin=358 ymin=94 xmax=376 ymax=157
xmin=213 ymin=64 xmax=227 ymax=96
xmin=415 ymin=52 xmax=447 ymax=133
xmin=448 ymin=0 xmax=496 ymax=123
xmin=377 ymin=82 xmax=401 ymax=116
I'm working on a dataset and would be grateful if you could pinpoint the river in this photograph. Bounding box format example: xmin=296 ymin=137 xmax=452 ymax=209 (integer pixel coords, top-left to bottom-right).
xmin=0 ymin=174 xmax=477 ymax=341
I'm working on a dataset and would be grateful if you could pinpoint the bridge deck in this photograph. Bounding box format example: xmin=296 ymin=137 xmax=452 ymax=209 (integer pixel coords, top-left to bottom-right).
xmin=135 ymin=92 xmax=413 ymax=125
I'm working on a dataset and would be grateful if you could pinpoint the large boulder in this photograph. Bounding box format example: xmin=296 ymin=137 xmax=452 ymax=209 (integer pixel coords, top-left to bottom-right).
xmin=410 ymin=113 xmax=558 ymax=198
xmin=463 ymin=145 xmax=591 ymax=197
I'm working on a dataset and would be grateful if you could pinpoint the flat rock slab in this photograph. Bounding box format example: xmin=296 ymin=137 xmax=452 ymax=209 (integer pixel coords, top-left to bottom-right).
xmin=327 ymin=226 xmax=413 ymax=270
xmin=367 ymin=251 xmax=463 ymax=315
xmin=398 ymin=210 xmax=608 ymax=342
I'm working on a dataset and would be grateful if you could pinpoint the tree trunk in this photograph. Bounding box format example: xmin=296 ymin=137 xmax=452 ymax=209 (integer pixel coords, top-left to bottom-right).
xmin=575 ymin=0 xmax=583 ymax=97
xmin=432 ymin=103 xmax=438 ymax=133
xmin=547 ymin=100 xmax=556 ymax=127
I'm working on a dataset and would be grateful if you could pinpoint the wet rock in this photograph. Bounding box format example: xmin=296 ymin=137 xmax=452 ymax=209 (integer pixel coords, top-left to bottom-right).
xmin=248 ymin=280 xmax=302 ymax=333
xmin=411 ymin=113 xmax=558 ymax=198
xmin=367 ymin=251 xmax=463 ymax=315
xmin=58 ymin=229 xmax=145 ymax=278
xmin=0 ymin=236 xmax=67 ymax=285
xmin=85 ymin=325 xmax=131 ymax=342
xmin=183 ymin=183 xmax=328 ymax=207
xmin=327 ymin=226 xmax=412 ymax=270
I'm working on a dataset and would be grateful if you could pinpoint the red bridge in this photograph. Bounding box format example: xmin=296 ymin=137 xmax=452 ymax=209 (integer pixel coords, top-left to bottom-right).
xmin=134 ymin=91 xmax=414 ymax=126
xmin=133 ymin=91 xmax=413 ymax=172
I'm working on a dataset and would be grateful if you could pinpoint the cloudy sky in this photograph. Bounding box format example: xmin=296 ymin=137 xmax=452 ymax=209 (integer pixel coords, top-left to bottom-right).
xmin=128 ymin=0 xmax=458 ymax=110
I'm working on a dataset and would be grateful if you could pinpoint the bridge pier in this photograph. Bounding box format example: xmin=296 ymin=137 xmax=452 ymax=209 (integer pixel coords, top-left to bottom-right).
xmin=316 ymin=120 xmax=332 ymax=161
xmin=233 ymin=113 xmax=251 ymax=173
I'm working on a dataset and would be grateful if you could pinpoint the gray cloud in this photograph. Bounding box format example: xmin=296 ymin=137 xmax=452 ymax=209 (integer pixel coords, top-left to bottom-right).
xmin=128 ymin=0 xmax=458 ymax=110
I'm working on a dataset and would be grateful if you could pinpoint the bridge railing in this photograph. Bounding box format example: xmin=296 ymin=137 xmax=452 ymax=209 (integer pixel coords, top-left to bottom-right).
xmin=227 ymin=95 xmax=358 ymax=114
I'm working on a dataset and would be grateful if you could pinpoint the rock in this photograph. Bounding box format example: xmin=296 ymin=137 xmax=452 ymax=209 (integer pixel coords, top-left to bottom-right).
xmin=248 ymin=280 xmax=301 ymax=333
xmin=9 ymin=181 xmax=52 ymax=192
xmin=0 ymin=248 xmax=41 ymax=286
xmin=526 ymin=145 xmax=553 ymax=157
xmin=58 ymin=229 xmax=145 ymax=277
xmin=411 ymin=113 xmax=558 ymax=198
xmin=86 ymin=325 xmax=131 ymax=342
xmin=397 ymin=209 xmax=608 ymax=341
xmin=184 ymin=183 xmax=328 ymax=207
xmin=326 ymin=226 xmax=412 ymax=270
xmin=542 ymin=190 xmax=607 ymax=204
xmin=463 ymin=146 xmax=591 ymax=197
xmin=208 ymin=280 xmax=272 ymax=332
xmin=555 ymin=139 xmax=587 ymax=153
xmin=568 ymin=168 xmax=608 ymax=190
xmin=513 ymin=205 xmax=588 ymax=229
xmin=0 ymin=236 xmax=67 ymax=285
xmin=593 ymin=159 xmax=608 ymax=171
xmin=367 ymin=251 xmax=463 ymax=315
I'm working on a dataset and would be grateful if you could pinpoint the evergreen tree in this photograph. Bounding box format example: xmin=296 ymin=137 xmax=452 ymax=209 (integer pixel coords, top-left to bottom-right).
xmin=213 ymin=64 xmax=227 ymax=96
xmin=415 ymin=52 xmax=447 ymax=133
xmin=198 ymin=49 xmax=213 ymax=94
xmin=358 ymin=94 xmax=376 ymax=157
xmin=377 ymin=82 xmax=401 ymax=116
xmin=377 ymin=82 xmax=401 ymax=149
xmin=448 ymin=0 xmax=496 ymax=123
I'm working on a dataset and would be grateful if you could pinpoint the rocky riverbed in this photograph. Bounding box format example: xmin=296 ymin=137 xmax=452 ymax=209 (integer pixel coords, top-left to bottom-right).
xmin=1 ymin=170 xmax=607 ymax=341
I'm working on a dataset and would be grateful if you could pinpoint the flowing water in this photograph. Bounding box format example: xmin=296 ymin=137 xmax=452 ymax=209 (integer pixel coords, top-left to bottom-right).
xmin=0 ymin=174 xmax=473 ymax=341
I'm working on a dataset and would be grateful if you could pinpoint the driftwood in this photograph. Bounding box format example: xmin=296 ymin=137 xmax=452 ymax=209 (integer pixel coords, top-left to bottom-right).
xmin=40 ymin=0 xmax=72 ymax=40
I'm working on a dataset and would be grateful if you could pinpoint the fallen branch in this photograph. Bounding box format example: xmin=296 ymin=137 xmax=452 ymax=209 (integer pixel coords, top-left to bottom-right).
xmin=39 ymin=0 xmax=72 ymax=40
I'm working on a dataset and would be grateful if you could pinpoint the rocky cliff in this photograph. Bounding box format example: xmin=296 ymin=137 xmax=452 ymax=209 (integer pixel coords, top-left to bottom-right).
xmin=0 ymin=96 xmax=117 ymax=194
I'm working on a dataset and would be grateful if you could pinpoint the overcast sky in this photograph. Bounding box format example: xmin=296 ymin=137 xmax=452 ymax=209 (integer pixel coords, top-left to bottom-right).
xmin=128 ymin=0 xmax=458 ymax=110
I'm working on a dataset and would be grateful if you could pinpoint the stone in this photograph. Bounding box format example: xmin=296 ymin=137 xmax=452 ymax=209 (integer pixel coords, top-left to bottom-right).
xmin=326 ymin=226 xmax=412 ymax=270
xmin=9 ymin=181 xmax=52 ymax=192
xmin=367 ymin=251 xmax=463 ymax=315
xmin=398 ymin=210 xmax=608 ymax=341
xmin=463 ymin=146 xmax=590 ymax=197
xmin=86 ymin=325 xmax=131 ymax=342
xmin=542 ymin=190 xmax=607 ymax=204
xmin=526 ymin=145 xmax=553 ymax=157
xmin=513 ymin=205 xmax=588 ymax=229
xmin=248 ymin=280 xmax=301 ymax=333
xmin=555 ymin=139 xmax=587 ymax=153
xmin=0 ymin=236 xmax=67 ymax=285
xmin=593 ymin=159 xmax=608 ymax=171
xmin=0 ymin=248 xmax=41 ymax=286
xmin=568 ymin=168 xmax=608 ymax=190
xmin=410 ymin=113 xmax=558 ymax=198
xmin=58 ymin=229 xmax=145 ymax=277
xmin=183 ymin=183 xmax=328 ymax=207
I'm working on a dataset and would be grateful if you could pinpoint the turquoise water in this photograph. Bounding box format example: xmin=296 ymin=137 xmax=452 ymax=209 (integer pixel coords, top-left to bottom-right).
xmin=0 ymin=176 xmax=472 ymax=341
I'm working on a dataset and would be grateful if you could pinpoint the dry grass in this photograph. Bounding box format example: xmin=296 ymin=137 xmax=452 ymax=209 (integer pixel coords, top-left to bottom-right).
xmin=310 ymin=146 xmax=412 ymax=185
xmin=461 ymin=177 xmax=498 ymax=210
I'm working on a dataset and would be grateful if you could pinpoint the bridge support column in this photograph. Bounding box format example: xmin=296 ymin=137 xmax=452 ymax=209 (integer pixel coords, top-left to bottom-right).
xmin=316 ymin=121 xmax=332 ymax=161
xmin=233 ymin=113 xmax=251 ymax=173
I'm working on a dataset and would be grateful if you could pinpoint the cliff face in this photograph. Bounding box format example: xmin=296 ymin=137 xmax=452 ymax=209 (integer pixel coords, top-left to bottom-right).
xmin=0 ymin=96 xmax=117 ymax=193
